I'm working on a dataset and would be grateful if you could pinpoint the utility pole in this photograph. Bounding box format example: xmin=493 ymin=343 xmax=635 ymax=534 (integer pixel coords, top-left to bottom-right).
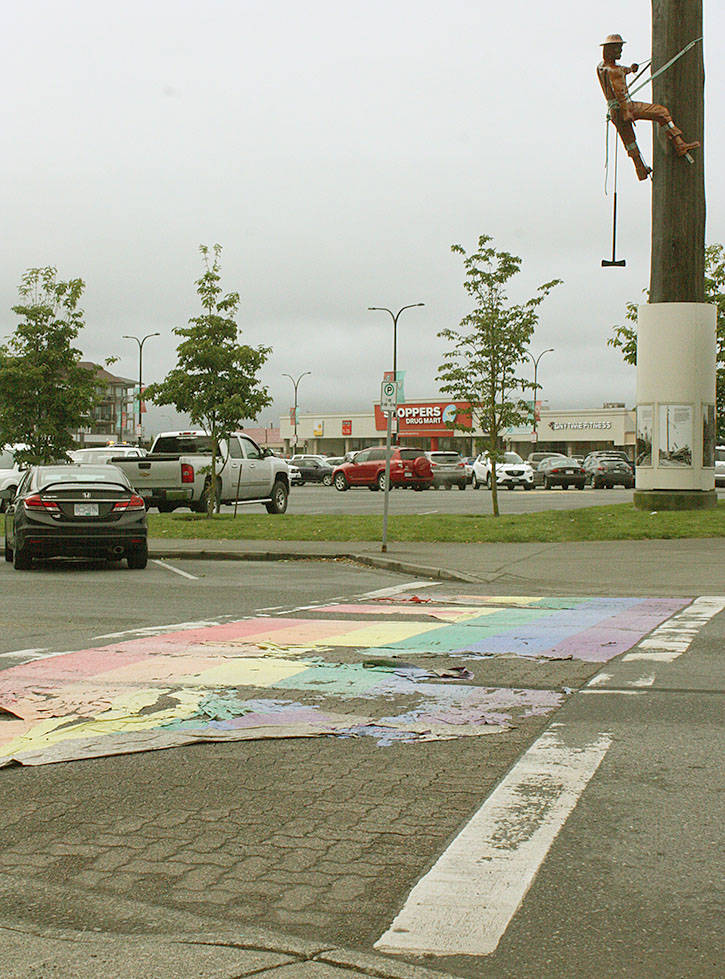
xmin=634 ymin=0 xmax=715 ymax=510
xmin=650 ymin=0 xmax=705 ymax=303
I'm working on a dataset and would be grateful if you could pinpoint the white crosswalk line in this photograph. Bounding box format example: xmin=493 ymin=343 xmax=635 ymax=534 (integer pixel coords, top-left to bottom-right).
xmin=375 ymin=724 xmax=611 ymax=957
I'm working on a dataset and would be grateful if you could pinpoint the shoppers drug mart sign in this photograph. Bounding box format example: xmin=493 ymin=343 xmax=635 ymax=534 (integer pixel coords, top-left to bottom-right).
xmin=374 ymin=401 xmax=471 ymax=433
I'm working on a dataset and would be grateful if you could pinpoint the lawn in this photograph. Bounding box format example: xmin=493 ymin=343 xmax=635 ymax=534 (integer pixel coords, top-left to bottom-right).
xmin=148 ymin=501 xmax=725 ymax=543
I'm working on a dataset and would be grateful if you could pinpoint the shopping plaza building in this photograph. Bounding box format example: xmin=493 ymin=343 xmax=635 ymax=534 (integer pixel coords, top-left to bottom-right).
xmin=280 ymin=399 xmax=636 ymax=460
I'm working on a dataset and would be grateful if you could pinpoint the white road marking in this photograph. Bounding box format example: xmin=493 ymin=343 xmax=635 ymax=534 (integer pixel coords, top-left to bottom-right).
xmin=151 ymin=559 xmax=199 ymax=580
xmin=375 ymin=724 xmax=612 ymax=957
xmin=92 ymin=618 xmax=233 ymax=640
xmin=360 ymin=581 xmax=437 ymax=599
xmin=630 ymin=674 xmax=655 ymax=687
xmin=579 ymin=689 xmax=645 ymax=696
xmin=586 ymin=672 xmax=613 ymax=687
xmin=623 ymin=596 xmax=725 ymax=663
xmin=0 ymin=647 xmax=48 ymax=660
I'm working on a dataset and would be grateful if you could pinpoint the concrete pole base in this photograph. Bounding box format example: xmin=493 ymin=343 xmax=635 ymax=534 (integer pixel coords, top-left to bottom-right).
xmin=633 ymin=489 xmax=718 ymax=511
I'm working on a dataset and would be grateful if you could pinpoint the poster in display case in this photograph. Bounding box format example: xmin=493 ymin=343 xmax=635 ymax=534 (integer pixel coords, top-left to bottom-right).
xmin=636 ymin=404 xmax=653 ymax=467
xmin=702 ymin=404 xmax=716 ymax=468
xmin=658 ymin=404 xmax=693 ymax=467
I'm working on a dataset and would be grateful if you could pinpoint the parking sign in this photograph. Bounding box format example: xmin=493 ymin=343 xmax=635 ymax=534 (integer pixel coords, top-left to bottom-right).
xmin=380 ymin=380 xmax=397 ymax=413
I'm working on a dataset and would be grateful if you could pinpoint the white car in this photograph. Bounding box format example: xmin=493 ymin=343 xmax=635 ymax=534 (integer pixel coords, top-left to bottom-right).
xmin=471 ymin=451 xmax=535 ymax=490
xmin=288 ymin=463 xmax=303 ymax=486
xmin=0 ymin=444 xmax=29 ymax=512
xmin=68 ymin=445 xmax=148 ymax=464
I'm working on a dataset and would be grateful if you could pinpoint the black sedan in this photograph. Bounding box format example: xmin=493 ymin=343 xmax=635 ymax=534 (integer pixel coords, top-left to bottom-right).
xmin=536 ymin=456 xmax=586 ymax=490
xmin=4 ymin=465 xmax=148 ymax=570
xmin=289 ymin=456 xmax=334 ymax=485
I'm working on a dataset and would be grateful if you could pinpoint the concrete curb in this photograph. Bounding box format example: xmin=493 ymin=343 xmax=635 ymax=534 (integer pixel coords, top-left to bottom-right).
xmin=150 ymin=546 xmax=482 ymax=583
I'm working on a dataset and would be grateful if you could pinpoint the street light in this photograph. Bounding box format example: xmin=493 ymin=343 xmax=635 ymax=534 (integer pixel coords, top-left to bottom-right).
xmin=524 ymin=348 xmax=554 ymax=441
xmin=282 ymin=371 xmax=311 ymax=452
xmin=122 ymin=333 xmax=160 ymax=445
xmin=367 ymin=303 xmax=425 ymax=381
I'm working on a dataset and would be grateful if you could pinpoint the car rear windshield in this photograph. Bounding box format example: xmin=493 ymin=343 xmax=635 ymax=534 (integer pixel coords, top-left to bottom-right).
xmin=152 ymin=436 xmax=215 ymax=455
xmin=36 ymin=466 xmax=131 ymax=488
xmin=429 ymin=452 xmax=461 ymax=462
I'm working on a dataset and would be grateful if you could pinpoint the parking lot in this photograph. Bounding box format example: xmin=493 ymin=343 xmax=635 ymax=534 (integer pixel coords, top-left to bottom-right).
xmin=227 ymin=483 xmax=651 ymax=516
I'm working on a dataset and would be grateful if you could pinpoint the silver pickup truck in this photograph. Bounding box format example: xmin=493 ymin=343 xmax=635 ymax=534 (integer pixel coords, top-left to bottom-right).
xmin=111 ymin=431 xmax=290 ymax=513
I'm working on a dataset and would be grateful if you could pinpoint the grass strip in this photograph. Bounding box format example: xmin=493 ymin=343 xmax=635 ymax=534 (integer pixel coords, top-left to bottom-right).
xmin=148 ymin=501 xmax=725 ymax=543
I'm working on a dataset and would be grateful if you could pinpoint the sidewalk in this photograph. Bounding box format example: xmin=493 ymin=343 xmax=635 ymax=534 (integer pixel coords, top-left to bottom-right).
xmin=150 ymin=535 xmax=725 ymax=596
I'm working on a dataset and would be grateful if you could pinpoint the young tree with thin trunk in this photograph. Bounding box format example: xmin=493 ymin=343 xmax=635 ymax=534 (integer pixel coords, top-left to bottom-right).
xmin=437 ymin=236 xmax=561 ymax=516
xmin=0 ymin=267 xmax=98 ymax=463
xmin=144 ymin=245 xmax=272 ymax=515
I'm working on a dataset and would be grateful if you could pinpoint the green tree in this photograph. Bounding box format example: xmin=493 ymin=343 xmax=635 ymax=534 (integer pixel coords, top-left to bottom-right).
xmin=144 ymin=244 xmax=272 ymax=515
xmin=0 ymin=267 xmax=98 ymax=463
xmin=437 ymin=235 xmax=561 ymax=516
xmin=608 ymin=243 xmax=725 ymax=440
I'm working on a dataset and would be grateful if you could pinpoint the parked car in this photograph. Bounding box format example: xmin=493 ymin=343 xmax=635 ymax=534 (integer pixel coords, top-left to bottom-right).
xmin=425 ymin=451 xmax=467 ymax=490
xmin=0 ymin=444 xmax=30 ymax=513
xmin=716 ymin=445 xmax=725 ymax=488
xmin=587 ymin=457 xmax=634 ymax=488
xmin=288 ymin=464 xmax=303 ymax=486
xmin=461 ymin=457 xmax=476 ymax=483
xmin=111 ymin=430 xmax=289 ymax=513
xmin=582 ymin=450 xmax=635 ymax=482
xmin=332 ymin=446 xmax=433 ymax=491
xmin=472 ymin=452 xmax=535 ymax=490
xmin=68 ymin=445 xmax=147 ymax=464
xmin=527 ymin=451 xmax=564 ymax=468
xmin=4 ymin=464 xmax=148 ymax=570
xmin=288 ymin=455 xmax=334 ymax=486
xmin=536 ymin=455 xmax=586 ymax=490
xmin=530 ymin=453 xmax=569 ymax=487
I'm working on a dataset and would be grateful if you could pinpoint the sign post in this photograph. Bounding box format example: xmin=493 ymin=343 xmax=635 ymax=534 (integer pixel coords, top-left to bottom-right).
xmin=380 ymin=380 xmax=398 ymax=552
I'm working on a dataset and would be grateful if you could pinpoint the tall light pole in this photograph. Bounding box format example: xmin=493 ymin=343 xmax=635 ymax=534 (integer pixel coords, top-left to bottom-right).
xmin=368 ymin=303 xmax=425 ymax=382
xmin=122 ymin=332 xmax=160 ymax=445
xmin=282 ymin=371 xmax=311 ymax=452
xmin=524 ymin=348 xmax=554 ymax=442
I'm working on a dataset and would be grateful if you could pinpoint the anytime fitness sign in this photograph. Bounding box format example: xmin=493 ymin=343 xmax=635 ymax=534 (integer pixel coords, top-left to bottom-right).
xmin=374 ymin=401 xmax=471 ymax=433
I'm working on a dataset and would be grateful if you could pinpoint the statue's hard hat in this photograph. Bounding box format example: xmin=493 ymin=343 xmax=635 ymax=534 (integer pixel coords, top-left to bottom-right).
xmin=601 ymin=34 xmax=626 ymax=46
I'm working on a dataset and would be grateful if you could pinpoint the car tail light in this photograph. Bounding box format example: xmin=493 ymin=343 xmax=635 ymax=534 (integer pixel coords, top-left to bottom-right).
xmin=23 ymin=494 xmax=60 ymax=514
xmin=457 ymin=462 xmax=464 ymax=468
xmin=113 ymin=494 xmax=146 ymax=511
xmin=181 ymin=463 xmax=194 ymax=483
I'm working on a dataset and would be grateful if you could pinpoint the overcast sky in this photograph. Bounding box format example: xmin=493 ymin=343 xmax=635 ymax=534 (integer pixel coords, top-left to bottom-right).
xmin=2 ymin=1 xmax=723 ymax=432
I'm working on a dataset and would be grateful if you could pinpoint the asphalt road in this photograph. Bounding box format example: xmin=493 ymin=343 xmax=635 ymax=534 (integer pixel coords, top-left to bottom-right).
xmin=1 ymin=558 xmax=722 ymax=978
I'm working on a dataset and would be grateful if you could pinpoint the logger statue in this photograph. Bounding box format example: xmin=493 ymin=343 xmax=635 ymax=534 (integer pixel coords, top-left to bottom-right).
xmin=597 ymin=33 xmax=700 ymax=181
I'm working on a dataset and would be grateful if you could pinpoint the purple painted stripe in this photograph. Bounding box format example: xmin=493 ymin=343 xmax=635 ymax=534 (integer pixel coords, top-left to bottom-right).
xmin=541 ymin=598 xmax=691 ymax=662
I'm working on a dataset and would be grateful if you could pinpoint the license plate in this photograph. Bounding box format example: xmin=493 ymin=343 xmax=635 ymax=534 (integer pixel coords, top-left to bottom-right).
xmin=404 ymin=470 xmax=412 ymax=476
xmin=74 ymin=503 xmax=98 ymax=516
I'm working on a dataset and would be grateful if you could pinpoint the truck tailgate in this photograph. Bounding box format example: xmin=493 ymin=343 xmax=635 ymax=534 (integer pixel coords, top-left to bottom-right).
xmin=110 ymin=456 xmax=192 ymax=499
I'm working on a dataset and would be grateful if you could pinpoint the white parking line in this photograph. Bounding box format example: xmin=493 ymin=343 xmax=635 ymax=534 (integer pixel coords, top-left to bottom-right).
xmin=151 ymin=559 xmax=199 ymax=580
xmin=375 ymin=724 xmax=611 ymax=957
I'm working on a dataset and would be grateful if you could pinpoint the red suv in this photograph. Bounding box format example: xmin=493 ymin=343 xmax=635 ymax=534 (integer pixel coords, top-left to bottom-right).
xmin=332 ymin=447 xmax=433 ymax=491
